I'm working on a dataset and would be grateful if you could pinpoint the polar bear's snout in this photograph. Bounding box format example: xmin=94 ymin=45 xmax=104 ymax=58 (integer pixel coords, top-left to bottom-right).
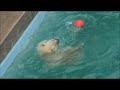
xmin=54 ymin=39 xmax=59 ymax=44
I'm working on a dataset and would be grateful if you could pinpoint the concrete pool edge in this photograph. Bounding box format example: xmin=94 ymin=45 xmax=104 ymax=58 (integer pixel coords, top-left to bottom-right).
xmin=0 ymin=11 xmax=47 ymax=77
xmin=0 ymin=11 xmax=38 ymax=63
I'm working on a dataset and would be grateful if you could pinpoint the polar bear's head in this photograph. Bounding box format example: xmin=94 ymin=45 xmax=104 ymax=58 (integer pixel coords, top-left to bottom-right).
xmin=37 ymin=39 xmax=59 ymax=56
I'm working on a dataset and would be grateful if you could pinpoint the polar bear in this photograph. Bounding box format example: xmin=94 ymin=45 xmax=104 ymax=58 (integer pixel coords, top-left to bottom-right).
xmin=36 ymin=39 xmax=84 ymax=67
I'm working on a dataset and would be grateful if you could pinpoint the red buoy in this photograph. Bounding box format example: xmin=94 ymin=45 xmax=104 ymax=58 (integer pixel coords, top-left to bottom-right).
xmin=74 ymin=20 xmax=84 ymax=28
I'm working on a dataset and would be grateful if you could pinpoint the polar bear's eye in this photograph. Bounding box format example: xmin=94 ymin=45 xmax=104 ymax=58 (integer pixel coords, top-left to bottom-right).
xmin=41 ymin=44 xmax=45 ymax=47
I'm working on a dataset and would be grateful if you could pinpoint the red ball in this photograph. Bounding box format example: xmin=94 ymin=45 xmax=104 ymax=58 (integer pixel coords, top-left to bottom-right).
xmin=74 ymin=20 xmax=84 ymax=28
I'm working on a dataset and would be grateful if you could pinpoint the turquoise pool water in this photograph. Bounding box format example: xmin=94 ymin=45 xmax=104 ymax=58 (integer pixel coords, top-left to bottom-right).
xmin=1 ymin=11 xmax=120 ymax=79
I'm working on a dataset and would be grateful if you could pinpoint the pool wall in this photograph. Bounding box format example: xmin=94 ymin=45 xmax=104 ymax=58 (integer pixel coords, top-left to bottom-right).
xmin=0 ymin=11 xmax=38 ymax=63
xmin=0 ymin=12 xmax=47 ymax=77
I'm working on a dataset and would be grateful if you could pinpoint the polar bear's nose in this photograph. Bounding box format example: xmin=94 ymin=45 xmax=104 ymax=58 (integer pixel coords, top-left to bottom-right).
xmin=54 ymin=39 xmax=59 ymax=44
